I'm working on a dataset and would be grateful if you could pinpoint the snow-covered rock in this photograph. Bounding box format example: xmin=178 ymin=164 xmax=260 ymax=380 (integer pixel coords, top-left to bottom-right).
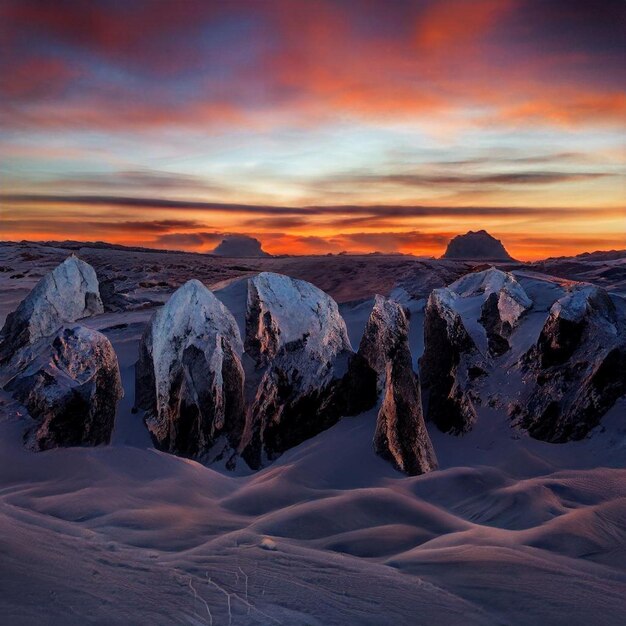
xmin=513 ymin=284 xmax=626 ymax=442
xmin=245 ymin=272 xmax=351 ymax=368
xmin=0 ymin=255 xmax=103 ymax=364
xmin=443 ymin=230 xmax=513 ymax=261
xmin=241 ymin=273 xmax=376 ymax=468
xmin=5 ymin=326 xmax=122 ymax=451
xmin=359 ymin=295 xmax=437 ymax=475
xmin=451 ymin=268 xmax=532 ymax=325
xmin=420 ymin=289 xmax=484 ymax=434
xmin=135 ymin=279 xmax=245 ymax=461
xmin=450 ymin=268 xmax=532 ymax=356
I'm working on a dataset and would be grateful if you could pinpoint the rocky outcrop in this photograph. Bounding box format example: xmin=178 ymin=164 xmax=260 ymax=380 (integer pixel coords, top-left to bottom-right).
xmin=453 ymin=268 xmax=532 ymax=356
xmin=241 ymin=273 xmax=375 ymax=468
xmin=0 ymin=255 xmax=103 ymax=365
xmin=135 ymin=279 xmax=245 ymax=462
xmin=443 ymin=230 xmax=513 ymax=261
xmin=5 ymin=326 xmax=123 ymax=451
xmin=212 ymin=235 xmax=270 ymax=257
xmin=514 ymin=284 xmax=626 ymax=442
xmin=0 ymin=256 xmax=121 ymax=451
xmin=419 ymin=269 xmax=531 ymax=433
xmin=420 ymin=289 xmax=483 ymax=434
xmin=359 ymin=295 xmax=437 ymax=475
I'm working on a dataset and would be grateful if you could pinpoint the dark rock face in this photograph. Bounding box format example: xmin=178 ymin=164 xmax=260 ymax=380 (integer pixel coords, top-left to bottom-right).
xmin=455 ymin=269 xmax=531 ymax=359
xmin=240 ymin=273 xmax=376 ymax=468
xmin=479 ymin=292 xmax=512 ymax=357
xmin=443 ymin=230 xmax=513 ymax=261
xmin=135 ymin=279 xmax=245 ymax=462
xmin=420 ymin=290 xmax=482 ymax=434
xmin=419 ymin=269 xmax=531 ymax=431
xmin=0 ymin=255 xmax=103 ymax=365
xmin=5 ymin=326 xmax=123 ymax=451
xmin=359 ymin=295 xmax=437 ymax=475
xmin=515 ymin=285 xmax=626 ymax=442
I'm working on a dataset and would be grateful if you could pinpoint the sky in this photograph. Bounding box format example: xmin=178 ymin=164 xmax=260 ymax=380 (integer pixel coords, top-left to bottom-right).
xmin=1 ymin=0 xmax=624 ymax=260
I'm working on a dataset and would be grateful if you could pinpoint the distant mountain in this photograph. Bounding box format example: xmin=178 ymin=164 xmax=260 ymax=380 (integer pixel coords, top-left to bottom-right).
xmin=212 ymin=235 xmax=270 ymax=257
xmin=443 ymin=230 xmax=513 ymax=261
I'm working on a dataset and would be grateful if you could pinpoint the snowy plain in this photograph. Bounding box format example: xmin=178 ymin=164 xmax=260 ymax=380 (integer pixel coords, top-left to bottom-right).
xmin=0 ymin=241 xmax=625 ymax=625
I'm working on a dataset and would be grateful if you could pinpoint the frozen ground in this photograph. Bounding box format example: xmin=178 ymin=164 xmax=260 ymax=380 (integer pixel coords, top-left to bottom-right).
xmin=0 ymin=241 xmax=625 ymax=625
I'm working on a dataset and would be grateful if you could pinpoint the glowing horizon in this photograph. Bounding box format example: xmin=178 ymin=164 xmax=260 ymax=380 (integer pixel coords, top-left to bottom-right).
xmin=1 ymin=0 xmax=624 ymax=260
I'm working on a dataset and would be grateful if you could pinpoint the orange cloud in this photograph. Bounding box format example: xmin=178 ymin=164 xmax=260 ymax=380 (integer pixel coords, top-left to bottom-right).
xmin=415 ymin=0 xmax=515 ymax=52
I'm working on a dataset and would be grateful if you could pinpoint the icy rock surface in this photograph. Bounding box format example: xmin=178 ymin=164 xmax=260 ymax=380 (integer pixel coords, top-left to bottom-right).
xmin=450 ymin=268 xmax=532 ymax=326
xmin=443 ymin=229 xmax=513 ymax=261
xmin=420 ymin=289 xmax=484 ymax=434
xmin=450 ymin=268 xmax=532 ymax=356
xmin=0 ymin=255 xmax=103 ymax=363
xmin=245 ymin=272 xmax=352 ymax=369
xmin=241 ymin=272 xmax=375 ymax=468
xmin=359 ymin=295 xmax=437 ymax=475
xmin=514 ymin=284 xmax=626 ymax=441
xmin=135 ymin=279 xmax=245 ymax=461
xmin=5 ymin=326 xmax=122 ymax=451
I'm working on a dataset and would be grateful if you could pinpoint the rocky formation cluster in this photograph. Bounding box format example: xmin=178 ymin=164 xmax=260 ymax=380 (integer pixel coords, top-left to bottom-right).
xmin=3 ymin=249 xmax=623 ymax=470
xmin=420 ymin=267 xmax=624 ymax=443
xmin=420 ymin=268 xmax=531 ymax=433
xmin=135 ymin=273 xmax=436 ymax=474
xmin=513 ymin=284 xmax=626 ymax=442
xmin=0 ymin=256 xmax=122 ymax=450
xmin=136 ymin=272 xmax=377 ymax=469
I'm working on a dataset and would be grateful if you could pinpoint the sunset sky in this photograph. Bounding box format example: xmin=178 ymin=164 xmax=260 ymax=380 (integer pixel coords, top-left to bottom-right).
xmin=1 ymin=0 xmax=624 ymax=259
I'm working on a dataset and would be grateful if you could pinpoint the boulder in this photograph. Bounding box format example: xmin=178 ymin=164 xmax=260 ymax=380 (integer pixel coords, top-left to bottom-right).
xmin=0 ymin=255 xmax=103 ymax=365
xmin=135 ymin=279 xmax=245 ymax=461
xmin=453 ymin=268 xmax=532 ymax=356
xmin=359 ymin=295 xmax=437 ymax=475
xmin=5 ymin=326 xmax=123 ymax=451
xmin=514 ymin=284 xmax=626 ymax=442
xmin=241 ymin=272 xmax=375 ymax=468
xmin=420 ymin=289 xmax=483 ymax=434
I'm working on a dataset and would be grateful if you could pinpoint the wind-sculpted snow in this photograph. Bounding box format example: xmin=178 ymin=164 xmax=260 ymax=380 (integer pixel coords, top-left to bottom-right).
xmin=5 ymin=325 xmax=122 ymax=450
xmin=359 ymin=295 xmax=437 ymax=475
xmin=513 ymin=284 xmax=626 ymax=442
xmin=241 ymin=272 xmax=376 ymax=468
xmin=0 ymin=255 xmax=103 ymax=364
xmin=135 ymin=279 xmax=245 ymax=462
